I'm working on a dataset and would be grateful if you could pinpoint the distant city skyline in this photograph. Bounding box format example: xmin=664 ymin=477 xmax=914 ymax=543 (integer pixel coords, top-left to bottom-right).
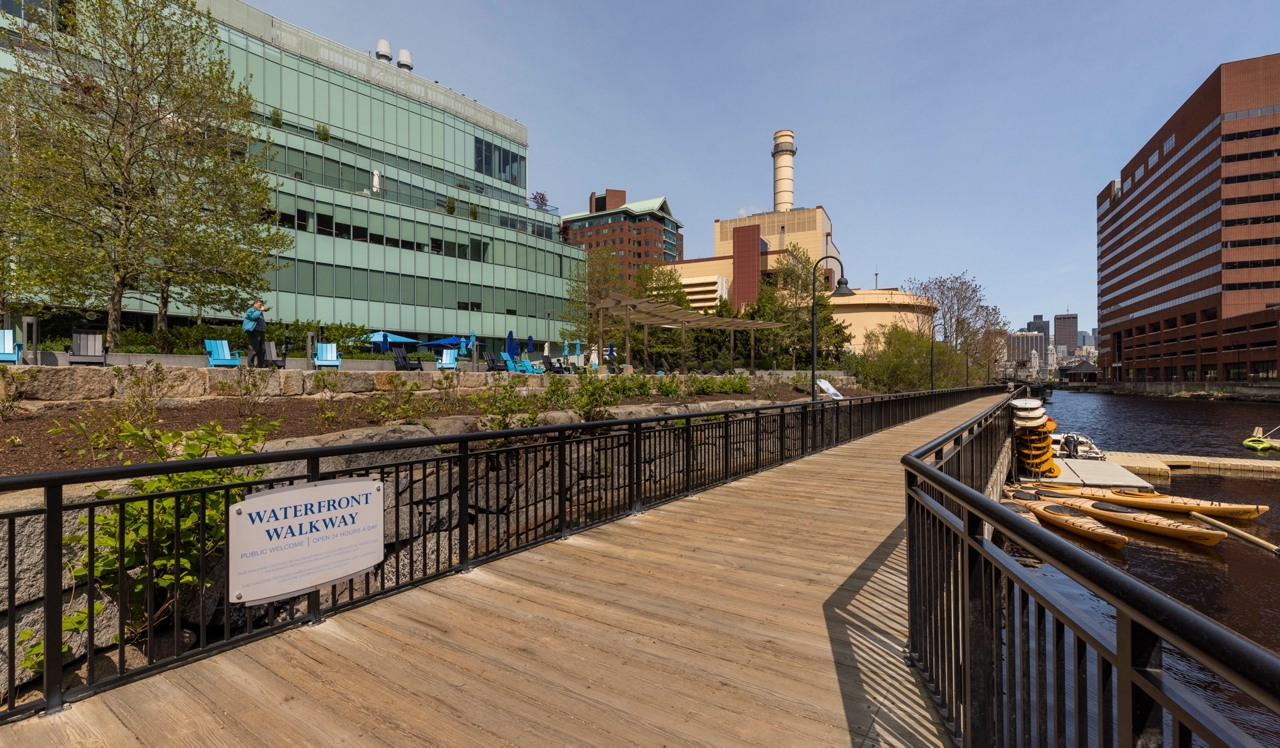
xmin=247 ymin=0 xmax=1280 ymax=335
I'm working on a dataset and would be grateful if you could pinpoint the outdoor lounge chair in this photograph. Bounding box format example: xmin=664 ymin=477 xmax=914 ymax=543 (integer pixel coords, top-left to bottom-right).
xmin=569 ymin=362 xmax=581 ymax=374
xmin=605 ymin=357 xmax=622 ymax=375
xmin=66 ymin=330 xmax=108 ymax=366
xmin=204 ymin=339 xmax=241 ymax=368
xmin=499 ymin=352 xmax=519 ymax=372
xmin=313 ymin=342 xmax=342 ymax=370
xmin=392 ymin=347 xmax=423 ymax=372
xmin=543 ymin=355 xmax=566 ymax=374
xmin=482 ymin=351 xmax=505 ymax=372
xmin=263 ymin=341 xmax=286 ymax=369
xmin=0 ymin=331 xmax=21 ymax=365
xmin=437 ymin=348 xmax=458 ymax=371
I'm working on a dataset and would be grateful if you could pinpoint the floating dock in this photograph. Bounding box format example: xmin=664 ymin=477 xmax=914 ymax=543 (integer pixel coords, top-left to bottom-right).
xmin=1106 ymin=452 xmax=1280 ymax=481
xmin=1021 ymin=458 xmax=1154 ymax=490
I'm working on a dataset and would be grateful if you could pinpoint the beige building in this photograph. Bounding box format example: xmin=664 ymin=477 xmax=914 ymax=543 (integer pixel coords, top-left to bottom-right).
xmin=830 ymin=288 xmax=936 ymax=353
xmin=671 ymin=130 xmax=842 ymax=311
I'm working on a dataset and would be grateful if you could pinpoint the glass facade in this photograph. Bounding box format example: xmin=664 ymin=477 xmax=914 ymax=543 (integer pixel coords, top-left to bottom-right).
xmin=128 ymin=1 xmax=580 ymax=343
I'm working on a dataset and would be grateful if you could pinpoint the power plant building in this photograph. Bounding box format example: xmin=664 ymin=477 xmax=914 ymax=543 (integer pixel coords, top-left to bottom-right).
xmin=49 ymin=0 xmax=581 ymax=347
xmin=1097 ymin=52 xmax=1280 ymax=383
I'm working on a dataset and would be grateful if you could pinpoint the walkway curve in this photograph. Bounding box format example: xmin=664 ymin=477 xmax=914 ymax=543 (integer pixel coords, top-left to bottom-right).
xmin=6 ymin=396 xmax=1003 ymax=747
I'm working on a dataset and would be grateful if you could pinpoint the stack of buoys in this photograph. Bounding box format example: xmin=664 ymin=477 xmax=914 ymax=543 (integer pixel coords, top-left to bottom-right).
xmin=1013 ymin=398 xmax=1059 ymax=479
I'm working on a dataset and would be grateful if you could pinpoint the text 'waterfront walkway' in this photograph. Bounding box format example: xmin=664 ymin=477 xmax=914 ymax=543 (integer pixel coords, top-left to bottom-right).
xmin=6 ymin=396 xmax=1002 ymax=747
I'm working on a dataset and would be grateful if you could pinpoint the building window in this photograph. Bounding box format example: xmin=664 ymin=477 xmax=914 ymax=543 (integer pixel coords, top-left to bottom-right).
xmin=1148 ymin=152 xmax=1159 ymax=169
xmin=1135 ymin=165 xmax=1144 ymax=180
xmin=1164 ymin=134 xmax=1176 ymax=154
xmin=1123 ymin=178 xmax=1132 ymax=192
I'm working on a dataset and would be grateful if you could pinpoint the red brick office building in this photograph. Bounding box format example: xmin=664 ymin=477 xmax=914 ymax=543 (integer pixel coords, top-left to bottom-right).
xmin=1097 ymin=53 xmax=1280 ymax=383
xmin=561 ymin=189 xmax=684 ymax=284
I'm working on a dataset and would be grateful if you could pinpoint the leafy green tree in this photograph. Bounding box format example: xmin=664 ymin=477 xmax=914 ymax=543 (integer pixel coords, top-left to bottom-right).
xmin=742 ymin=243 xmax=851 ymax=370
xmin=0 ymin=0 xmax=292 ymax=348
xmin=561 ymin=242 xmax=628 ymax=345
xmin=858 ymin=322 xmax=965 ymax=392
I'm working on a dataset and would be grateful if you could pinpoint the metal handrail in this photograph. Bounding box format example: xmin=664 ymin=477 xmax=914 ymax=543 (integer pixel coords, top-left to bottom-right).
xmin=0 ymin=385 xmax=1002 ymax=722
xmin=902 ymin=391 xmax=1280 ymax=745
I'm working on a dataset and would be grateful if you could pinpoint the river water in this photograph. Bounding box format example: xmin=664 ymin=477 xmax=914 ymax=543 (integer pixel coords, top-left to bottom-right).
xmin=1031 ymin=391 xmax=1280 ymax=740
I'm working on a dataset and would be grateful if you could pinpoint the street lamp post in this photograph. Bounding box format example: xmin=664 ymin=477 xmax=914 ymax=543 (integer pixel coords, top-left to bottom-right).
xmin=811 ymin=255 xmax=855 ymax=401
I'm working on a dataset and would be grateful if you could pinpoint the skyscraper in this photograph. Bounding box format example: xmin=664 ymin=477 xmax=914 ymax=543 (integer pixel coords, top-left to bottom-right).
xmin=1054 ymin=314 xmax=1078 ymax=356
xmin=1026 ymin=315 xmax=1050 ymax=361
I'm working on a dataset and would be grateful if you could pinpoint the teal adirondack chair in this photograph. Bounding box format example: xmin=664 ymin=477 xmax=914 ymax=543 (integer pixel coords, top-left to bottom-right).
xmin=499 ymin=352 xmax=519 ymax=372
xmin=313 ymin=343 xmax=342 ymax=370
xmin=437 ymin=348 xmax=458 ymax=371
xmin=204 ymin=340 xmax=241 ymax=368
xmin=0 ymin=330 xmax=21 ymax=365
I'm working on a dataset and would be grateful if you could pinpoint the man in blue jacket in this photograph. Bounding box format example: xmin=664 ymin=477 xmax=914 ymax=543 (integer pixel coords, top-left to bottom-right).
xmin=243 ymin=299 xmax=268 ymax=368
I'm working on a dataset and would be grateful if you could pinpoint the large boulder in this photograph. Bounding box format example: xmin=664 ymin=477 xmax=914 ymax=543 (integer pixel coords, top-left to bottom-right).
xmin=279 ymin=369 xmax=305 ymax=396
xmin=303 ymin=371 xmax=375 ymax=395
xmin=16 ymin=366 xmax=113 ymax=401
xmin=311 ymin=423 xmax=439 ymax=474
xmin=374 ymin=371 xmax=434 ymax=391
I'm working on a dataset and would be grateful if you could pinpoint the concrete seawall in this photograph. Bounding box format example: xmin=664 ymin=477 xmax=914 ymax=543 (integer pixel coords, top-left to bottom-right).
xmin=1098 ymin=382 xmax=1280 ymax=402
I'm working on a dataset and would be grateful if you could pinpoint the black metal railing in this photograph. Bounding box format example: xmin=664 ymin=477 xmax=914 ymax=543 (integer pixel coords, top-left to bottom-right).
xmin=0 ymin=386 xmax=999 ymax=722
xmin=903 ymin=392 xmax=1280 ymax=747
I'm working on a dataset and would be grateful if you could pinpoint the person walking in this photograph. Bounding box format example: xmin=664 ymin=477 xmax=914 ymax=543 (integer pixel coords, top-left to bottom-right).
xmin=243 ymin=299 xmax=269 ymax=368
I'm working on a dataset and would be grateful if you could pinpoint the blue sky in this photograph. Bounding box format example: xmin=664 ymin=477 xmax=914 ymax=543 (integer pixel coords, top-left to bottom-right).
xmin=251 ymin=0 xmax=1280 ymax=335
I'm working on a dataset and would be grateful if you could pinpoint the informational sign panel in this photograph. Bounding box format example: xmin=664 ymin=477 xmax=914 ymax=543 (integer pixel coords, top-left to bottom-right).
xmin=815 ymin=378 xmax=844 ymax=400
xmin=229 ymin=478 xmax=384 ymax=606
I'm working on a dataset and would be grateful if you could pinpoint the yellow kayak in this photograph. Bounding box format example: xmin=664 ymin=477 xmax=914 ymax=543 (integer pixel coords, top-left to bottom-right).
xmin=1000 ymin=499 xmax=1042 ymax=527
xmin=1034 ymin=491 xmax=1228 ymax=547
xmin=1022 ymin=483 xmax=1269 ymax=519
xmin=1017 ymin=434 xmax=1052 ymax=449
xmin=1020 ymin=450 xmax=1054 ymax=468
xmin=1006 ymin=491 xmax=1127 ymax=548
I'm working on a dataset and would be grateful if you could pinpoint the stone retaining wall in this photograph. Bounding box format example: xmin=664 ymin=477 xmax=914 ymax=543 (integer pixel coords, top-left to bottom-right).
xmin=4 ymin=364 xmax=858 ymax=406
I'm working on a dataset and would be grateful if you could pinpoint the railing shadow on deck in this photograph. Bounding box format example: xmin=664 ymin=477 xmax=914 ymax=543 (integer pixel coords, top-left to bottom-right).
xmin=903 ymin=390 xmax=1280 ymax=747
xmin=0 ymin=385 xmax=1003 ymax=723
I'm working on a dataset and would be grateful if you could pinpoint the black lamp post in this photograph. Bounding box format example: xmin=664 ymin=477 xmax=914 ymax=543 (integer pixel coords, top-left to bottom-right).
xmin=812 ymin=255 xmax=854 ymax=401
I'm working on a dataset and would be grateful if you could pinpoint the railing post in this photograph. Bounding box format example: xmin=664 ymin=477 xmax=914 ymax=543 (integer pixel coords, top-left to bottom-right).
xmin=43 ymin=485 xmax=64 ymax=713
xmin=722 ymin=414 xmax=731 ymax=482
xmin=801 ymin=403 xmax=809 ymax=457
xmin=962 ymin=506 xmax=994 ymax=745
xmin=754 ymin=409 xmax=762 ymax=472
xmin=684 ymin=418 xmax=693 ymax=495
xmin=1117 ymin=611 xmax=1163 ymax=747
xmin=630 ymin=421 xmax=642 ymax=514
xmin=558 ymin=429 xmax=568 ymax=539
xmin=458 ymin=441 xmax=471 ymax=571
xmin=306 ymin=456 xmax=323 ymax=623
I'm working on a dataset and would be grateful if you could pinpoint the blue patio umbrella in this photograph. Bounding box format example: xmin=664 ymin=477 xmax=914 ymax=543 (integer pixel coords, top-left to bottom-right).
xmin=418 ymin=336 xmax=484 ymax=348
xmin=562 ymin=340 xmax=570 ymax=357
xmin=527 ymin=336 xmax=535 ymax=356
xmin=506 ymin=331 xmax=517 ymax=360
xmin=365 ymin=331 xmax=420 ymax=345
xmin=574 ymin=340 xmax=581 ymax=357
xmin=608 ymin=342 xmax=615 ymax=359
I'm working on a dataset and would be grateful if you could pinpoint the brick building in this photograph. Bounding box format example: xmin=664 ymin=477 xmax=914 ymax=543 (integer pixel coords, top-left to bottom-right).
xmin=1054 ymin=314 xmax=1078 ymax=356
xmin=1096 ymin=53 xmax=1280 ymax=383
xmin=561 ymin=189 xmax=684 ymax=284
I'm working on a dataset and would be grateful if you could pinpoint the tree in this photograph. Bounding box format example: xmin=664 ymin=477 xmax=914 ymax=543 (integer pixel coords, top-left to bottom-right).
xmin=561 ymin=242 xmax=628 ymax=344
xmin=743 ymin=243 xmax=851 ymax=369
xmin=530 ymin=191 xmax=549 ymax=210
xmin=0 ymin=0 xmax=292 ymax=347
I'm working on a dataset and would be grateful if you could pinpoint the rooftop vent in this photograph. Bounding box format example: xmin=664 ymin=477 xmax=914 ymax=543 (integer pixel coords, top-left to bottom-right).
xmin=397 ymin=49 xmax=413 ymax=71
xmin=375 ymin=39 xmax=392 ymax=63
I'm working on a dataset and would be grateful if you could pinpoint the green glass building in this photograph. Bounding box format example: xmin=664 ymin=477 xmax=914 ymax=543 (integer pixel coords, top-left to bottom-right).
xmin=190 ymin=0 xmax=578 ymax=347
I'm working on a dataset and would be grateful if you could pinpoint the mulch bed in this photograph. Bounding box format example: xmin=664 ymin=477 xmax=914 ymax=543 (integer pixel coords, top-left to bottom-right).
xmin=0 ymin=383 xmax=868 ymax=478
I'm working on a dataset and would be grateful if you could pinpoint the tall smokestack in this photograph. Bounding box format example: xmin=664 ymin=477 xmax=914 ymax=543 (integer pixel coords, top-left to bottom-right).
xmin=771 ymin=130 xmax=796 ymax=212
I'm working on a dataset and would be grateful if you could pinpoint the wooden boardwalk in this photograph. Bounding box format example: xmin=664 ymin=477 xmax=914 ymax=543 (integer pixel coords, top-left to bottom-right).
xmin=7 ymin=396 xmax=1001 ymax=747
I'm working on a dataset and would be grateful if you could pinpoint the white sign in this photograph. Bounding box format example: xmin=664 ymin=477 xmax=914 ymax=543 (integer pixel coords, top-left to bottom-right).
xmin=815 ymin=378 xmax=844 ymax=400
xmin=229 ymin=478 xmax=384 ymax=606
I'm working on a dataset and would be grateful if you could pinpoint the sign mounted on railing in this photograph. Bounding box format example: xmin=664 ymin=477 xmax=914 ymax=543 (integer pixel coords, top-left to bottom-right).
xmin=229 ymin=478 xmax=384 ymax=606
xmin=815 ymin=379 xmax=844 ymax=400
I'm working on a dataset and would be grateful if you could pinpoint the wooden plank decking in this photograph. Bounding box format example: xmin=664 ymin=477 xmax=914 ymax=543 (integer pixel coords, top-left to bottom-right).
xmin=6 ymin=396 xmax=1002 ymax=747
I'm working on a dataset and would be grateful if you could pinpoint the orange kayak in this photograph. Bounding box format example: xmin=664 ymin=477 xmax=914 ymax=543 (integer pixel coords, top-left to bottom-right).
xmin=1034 ymin=491 xmax=1228 ymax=547
xmin=1022 ymin=483 xmax=1268 ymax=519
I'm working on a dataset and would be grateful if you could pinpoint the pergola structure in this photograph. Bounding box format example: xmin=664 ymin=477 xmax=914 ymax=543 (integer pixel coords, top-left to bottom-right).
xmin=590 ymin=293 xmax=786 ymax=375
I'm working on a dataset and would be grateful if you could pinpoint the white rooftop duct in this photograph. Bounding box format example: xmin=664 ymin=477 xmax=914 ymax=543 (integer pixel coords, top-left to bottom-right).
xmin=375 ymin=39 xmax=392 ymax=62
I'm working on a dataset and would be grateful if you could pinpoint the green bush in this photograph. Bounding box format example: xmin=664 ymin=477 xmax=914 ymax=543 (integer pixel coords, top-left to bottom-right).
xmin=606 ymin=373 xmax=652 ymax=400
xmin=684 ymin=374 xmax=716 ymax=396
xmin=572 ymin=370 xmax=620 ymax=422
xmin=540 ymin=375 xmax=573 ymax=411
xmin=654 ymin=376 xmax=682 ymax=399
xmin=716 ymin=374 xmax=752 ymax=395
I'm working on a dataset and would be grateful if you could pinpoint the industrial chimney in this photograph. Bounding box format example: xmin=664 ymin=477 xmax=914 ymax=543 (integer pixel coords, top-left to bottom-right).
xmin=771 ymin=130 xmax=796 ymax=212
xmin=375 ymin=39 xmax=392 ymax=63
xmin=397 ymin=49 xmax=413 ymax=71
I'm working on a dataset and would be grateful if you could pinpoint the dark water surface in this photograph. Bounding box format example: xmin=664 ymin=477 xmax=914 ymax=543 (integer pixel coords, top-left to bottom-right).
xmin=1024 ymin=391 xmax=1280 ymax=740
